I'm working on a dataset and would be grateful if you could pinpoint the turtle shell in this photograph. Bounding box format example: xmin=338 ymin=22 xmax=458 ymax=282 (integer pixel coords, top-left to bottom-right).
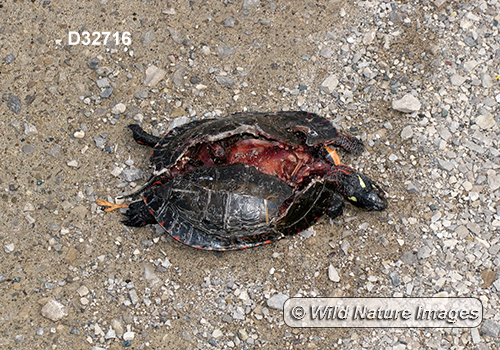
xmin=149 ymin=111 xmax=363 ymax=176
xmin=141 ymin=163 xmax=343 ymax=250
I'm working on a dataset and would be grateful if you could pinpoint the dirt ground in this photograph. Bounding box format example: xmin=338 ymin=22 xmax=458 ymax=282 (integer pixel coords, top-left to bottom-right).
xmin=1 ymin=0 xmax=498 ymax=349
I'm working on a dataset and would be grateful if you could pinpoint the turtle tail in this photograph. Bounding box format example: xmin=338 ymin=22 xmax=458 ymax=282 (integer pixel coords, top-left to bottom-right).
xmin=122 ymin=201 xmax=157 ymax=227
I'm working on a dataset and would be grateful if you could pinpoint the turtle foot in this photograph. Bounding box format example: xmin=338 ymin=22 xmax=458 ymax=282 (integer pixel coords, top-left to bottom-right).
xmin=96 ymin=199 xmax=128 ymax=212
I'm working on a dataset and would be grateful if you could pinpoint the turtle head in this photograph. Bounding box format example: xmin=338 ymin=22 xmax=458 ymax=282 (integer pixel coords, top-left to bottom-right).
xmin=346 ymin=172 xmax=387 ymax=211
xmin=327 ymin=166 xmax=387 ymax=211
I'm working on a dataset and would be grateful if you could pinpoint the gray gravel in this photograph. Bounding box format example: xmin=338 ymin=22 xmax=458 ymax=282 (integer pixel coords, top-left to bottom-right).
xmin=1 ymin=0 xmax=500 ymax=349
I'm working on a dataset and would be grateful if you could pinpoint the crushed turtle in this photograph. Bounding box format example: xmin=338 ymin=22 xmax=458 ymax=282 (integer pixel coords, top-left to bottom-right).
xmin=98 ymin=111 xmax=387 ymax=250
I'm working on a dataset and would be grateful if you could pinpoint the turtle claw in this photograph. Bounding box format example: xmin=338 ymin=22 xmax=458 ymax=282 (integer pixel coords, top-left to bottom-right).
xmin=96 ymin=198 xmax=128 ymax=212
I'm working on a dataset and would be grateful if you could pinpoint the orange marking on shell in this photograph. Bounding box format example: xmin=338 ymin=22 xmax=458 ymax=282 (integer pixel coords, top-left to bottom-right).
xmin=325 ymin=146 xmax=341 ymax=165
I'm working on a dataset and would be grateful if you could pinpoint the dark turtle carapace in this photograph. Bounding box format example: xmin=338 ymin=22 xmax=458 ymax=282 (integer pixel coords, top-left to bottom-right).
xmin=98 ymin=111 xmax=387 ymax=250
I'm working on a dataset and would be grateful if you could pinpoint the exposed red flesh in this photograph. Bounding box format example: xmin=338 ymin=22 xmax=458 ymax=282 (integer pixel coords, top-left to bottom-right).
xmin=170 ymin=138 xmax=332 ymax=188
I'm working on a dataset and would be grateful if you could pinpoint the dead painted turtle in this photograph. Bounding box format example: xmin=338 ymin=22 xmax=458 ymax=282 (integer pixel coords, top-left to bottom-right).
xmin=98 ymin=111 xmax=387 ymax=250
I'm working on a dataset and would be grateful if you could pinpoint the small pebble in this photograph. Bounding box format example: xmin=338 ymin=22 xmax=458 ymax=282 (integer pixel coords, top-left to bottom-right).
xmin=135 ymin=91 xmax=148 ymax=100
xmin=88 ymin=57 xmax=99 ymax=69
xmin=392 ymin=94 xmax=421 ymax=113
xmin=14 ymin=334 xmax=24 ymax=344
xmin=328 ymin=264 xmax=340 ymax=282
xmin=121 ymin=169 xmax=143 ymax=182
xmin=7 ymin=95 xmax=22 ymax=114
xmin=105 ymin=327 xmax=116 ymax=339
xmin=24 ymin=123 xmax=38 ymax=135
xmin=67 ymin=160 xmax=78 ymax=168
xmin=266 ymin=293 xmax=289 ymax=310
xmin=401 ymin=126 xmax=413 ymax=140
xmin=217 ymin=45 xmax=236 ymax=58
xmin=22 ymin=145 xmax=36 ymax=155
xmin=321 ymin=74 xmax=338 ymax=94
xmin=144 ymin=65 xmax=166 ymax=87
xmin=450 ymin=74 xmax=467 ymax=86
xmin=212 ymin=329 xmax=223 ymax=338
xmin=102 ymin=87 xmax=113 ymax=98
xmin=111 ymin=103 xmax=126 ymax=114
xmin=4 ymin=243 xmax=15 ymax=253
xmin=96 ymin=78 xmax=110 ymax=89
xmin=76 ymin=285 xmax=89 ymax=297
xmin=215 ymin=75 xmax=235 ymax=87
xmin=223 ymin=17 xmax=235 ymax=27
xmin=41 ymin=299 xmax=68 ymax=322
xmin=129 ymin=289 xmax=139 ymax=305
xmin=123 ymin=325 xmax=135 ymax=340
xmin=475 ymin=113 xmax=496 ymax=130
xmin=74 ymin=131 xmax=85 ymax=139
xmin=4 ymin=53 xmax=16 ymax=64
xmin=481 ymin=319 xmax=500 ymax=338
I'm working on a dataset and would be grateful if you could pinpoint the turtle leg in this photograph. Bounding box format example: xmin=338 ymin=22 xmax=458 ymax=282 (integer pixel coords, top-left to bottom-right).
xmin=122 ymin=201 xmax=157 ymax=227
xmin=96 ymin=198 xmax=128 ymax=212
xmin=325 ymin=193 xmax=345 ymax=219
xmin=127 ymin=124 xmax=161 ymax=147
xmin=329 ymin=132 xmax=364 ymax=154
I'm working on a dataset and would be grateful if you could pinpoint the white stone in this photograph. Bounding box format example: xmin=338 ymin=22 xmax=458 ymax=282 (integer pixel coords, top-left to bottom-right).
xmin=4 ymin=243 xmax=15 ymax=253
xmin=67 ymin=160 xmax=78 ymax=168
xmin=463 ymin=60 xmax=479 ymax=72
xmin=328 ymin=264 xmax=340 ymax=282
xmin=462 ymin=181 xmax=473 ymax=191
xmin=74 ymin=131 xmax=85 ymax=139
xmin=212 ymin=329 xmax=223 ymax=338
xmin=392 ymin=94 xmax=421 ymax=113
xmin=482 ymin=74 xmax=492 ymax=88
xmin=41 ymin=299 xmax=68 ymax=322
xmin=488 ymin=171 xmax=500 ymax=192
xmin=94 ymin=323 xmax=104 ymax=336
xmin=320 ymin=74 xmax=338 ymax=94
xmin=298 ymin=227 xmax=315 ymax=238
xmin=200 ymin=46 xmax=210 ymax=55
xmin=123 ymin=325 xmax=135 ymax=340
xmin=475 ymin=113 xmax=496 ymax=130
xmin=143 ymin=263 xmax=162 ymax=290
xmin=470 ymin=327 xmax=481 ymax=344
xmin=111 ymin=103 xmax=126 ymax=114
xmin=266 ymin=293 xmax=289 ymax=309
xmin=24 ymin=123 xmax=38 ymax=135
xmin=76 ymin=285 xmax=89 ymax=297
xmin=110 ymin=166 xmax=123 ymax=177
xmin=129 ymin=289 xmax=139 ymax=305
xmin=363 ymin=30 xmax=376 ymax=45
xmin=460 ymin=19 xmax=472 ymax=29
xmin=320 ymin=47 xmax=333 ymax=59
xmin=23 ymin=203 xmax=35 ymax=211
xmin=242 ymin=0 xmax=259 ymax=10
xmin=161 ymin=257 xmax=172 ymax=269
xmin=401 ymin=126 xmax=413 ymax=140
xmin=443 ymin=239 xmax=458 ymax=248
xmin=25 ymin=214 xmax=35 ymax=224
xmin=450 ymin=74 xmax=467 ymax=86
xmin=105 ymin=327 xmax=116 ymax=339
xmin=144 ymin=65 xmax=166 ymax=87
